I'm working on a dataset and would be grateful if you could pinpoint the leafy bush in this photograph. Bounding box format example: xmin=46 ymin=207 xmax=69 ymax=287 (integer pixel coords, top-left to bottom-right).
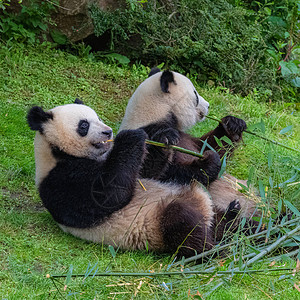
xmin=89 ymin=0 xmax=299 ymax=100
xmin=0 ymin=0 xmax=56 ymax=44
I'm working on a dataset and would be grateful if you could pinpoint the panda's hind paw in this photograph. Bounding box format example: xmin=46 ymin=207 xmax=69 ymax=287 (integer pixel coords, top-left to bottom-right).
xmin=228 ymin=199 xmax=241 ymax=213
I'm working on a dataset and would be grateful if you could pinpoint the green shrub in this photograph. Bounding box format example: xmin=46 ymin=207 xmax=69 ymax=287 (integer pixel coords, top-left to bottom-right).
xmin=0 ymin=0 xmax=57 ymax=44
xmin=89 ymin=0 xmax=299 ymax=100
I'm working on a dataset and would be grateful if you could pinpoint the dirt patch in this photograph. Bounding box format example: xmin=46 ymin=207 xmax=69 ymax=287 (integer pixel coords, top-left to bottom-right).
xmin=1 ymin=188 xmax=45 ymax=213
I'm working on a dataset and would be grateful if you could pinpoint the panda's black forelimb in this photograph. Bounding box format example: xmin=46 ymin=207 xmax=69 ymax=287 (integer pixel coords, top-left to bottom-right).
xmin=39 ymin=129 xmax=148 ymax=229
xmin=141 ymin=113 xmax=221 ymax=186
xmin=141 ymin=112 xmax=179 ymax=144
xmin=141 ymin=113 xmax=180 ymax=179
xmin=160 ymin=150 xmax=221 ymax=187
xmin=200 ymin=116 xmax=247 ymax=159
xmin=103 ymin=129 xmax=147 ymax=174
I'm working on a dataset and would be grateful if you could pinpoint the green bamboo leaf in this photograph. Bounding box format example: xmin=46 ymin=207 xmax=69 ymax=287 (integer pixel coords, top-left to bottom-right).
xmin=237 ymin=182 xmax=249 ymax=191
xmin=277 ymin=199 xmax=282 ymax=215
xmin=84 ymin=262 xmax=98 ymax=279
xmin=267 ymin=152 xmax=273 ymax=168
xmin=65 ymin=264 xmax=73 ymax=285
xmin=255 ymin=212 xmax=264 ymax=234
xmin=200 ymin=138 xmax=208 ymax=155
xmin=292 ymin=235 xmax=300 ymax=242
xmin=283 ymin=200 xmax=300 ymax=216
xmin=145 ymin=240 xmax=149 ymax=252
xmin=265 ymin=217 xmax=273 ymax=243
xmin=240 ymin=217 xmax=247 ymax=229
xmin=214 ymin=136 xmax=223 ymax=148
xmin=218 ymin=154 xmax=227 ymax=178
xmin=277 ymin=173 xmax=298 ymax=188
xmin=279 ymin=125 xmax=293 ymax=135
xmin=220 ymin=136 xmax=233 ymax=146
xmin=108 ymin=245 xmax=116 ymax=258
xmin=248 ymin=245 xmax=260 ymax=254
xmin=238 ymin=247 xmax=243 ymax=269
xmin=247 ymin=166 xmax=255 ymax=187
xmin=258 ymin=180 xmax=266 ymax=201
xmin=269 ymin=176 xmax=273 ymax=188
xmin=282 ymin=241 xmax=299 ymax=247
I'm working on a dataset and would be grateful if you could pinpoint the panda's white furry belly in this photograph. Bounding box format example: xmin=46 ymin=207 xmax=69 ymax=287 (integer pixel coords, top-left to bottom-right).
xmin=59 ymin=178 xmax=214 ymax=251
xmin=208 ymin=174 xmax=259 ymax=218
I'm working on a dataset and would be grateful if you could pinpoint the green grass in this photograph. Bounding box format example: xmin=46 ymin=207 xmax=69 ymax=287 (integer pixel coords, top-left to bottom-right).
xmin=0 ymin=42 xmax=299 ymax=299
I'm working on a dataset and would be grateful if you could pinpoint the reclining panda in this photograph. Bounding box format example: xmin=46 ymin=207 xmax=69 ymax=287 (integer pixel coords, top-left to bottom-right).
xmin=119 ymin=68 xmax=259 ymax=230
xmin=27 ymin=100 xmax=241 ymax=258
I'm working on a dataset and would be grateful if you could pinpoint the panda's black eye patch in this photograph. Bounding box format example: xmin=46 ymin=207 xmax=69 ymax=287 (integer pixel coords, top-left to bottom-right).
xmin=77 ymin=120 xmax=90 ymax=137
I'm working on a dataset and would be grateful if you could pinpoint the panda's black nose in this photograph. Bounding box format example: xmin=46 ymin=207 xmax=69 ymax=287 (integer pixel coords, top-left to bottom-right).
xmin=102 ymin=129 xmax=113 ymax=139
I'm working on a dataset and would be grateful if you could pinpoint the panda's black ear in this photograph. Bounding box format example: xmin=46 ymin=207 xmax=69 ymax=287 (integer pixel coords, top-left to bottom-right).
xmin=160 ymin=70 xmax=175 ymax=93
xmin=74 ymin=98 xmax=84 ymax=105
xmin=148 ymin=67 xmax=161 ymax=77
xmin=27 ymin=106 xmax=53 ymax=133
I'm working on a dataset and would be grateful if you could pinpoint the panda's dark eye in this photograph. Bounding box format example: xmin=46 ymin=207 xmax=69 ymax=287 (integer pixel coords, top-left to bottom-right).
xmin=77 ymin=120 xmax=90 ymax=137
xmin=194 ymin=91 xmax=199 ymax=106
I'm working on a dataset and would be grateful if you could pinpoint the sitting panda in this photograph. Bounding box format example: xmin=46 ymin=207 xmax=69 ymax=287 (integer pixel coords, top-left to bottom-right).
xmin=27 ymin=100 xmax=241 ymax=257
xmin=119 ymin=68 xmax=259 ymax=231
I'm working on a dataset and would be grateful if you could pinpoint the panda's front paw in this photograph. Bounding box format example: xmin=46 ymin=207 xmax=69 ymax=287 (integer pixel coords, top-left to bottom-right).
xmin=201 ymin=150 xmax=221 ymax=177
xmin=151 ymin=128 xmax=180 ymax=145
xmin=115 ymin=129 xmax=147 ymax=150
xmin=220 ymin=116 xmax=247 ymax=142
xmin=202 ymin=150 xmax=221 ymax=167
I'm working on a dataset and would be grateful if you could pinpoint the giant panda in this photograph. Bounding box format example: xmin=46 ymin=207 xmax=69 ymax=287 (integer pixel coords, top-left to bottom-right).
xmin=119 ymin=69 xmax=259 ymax=228
xmin=27 ymin=99 xmax=241 ymax=258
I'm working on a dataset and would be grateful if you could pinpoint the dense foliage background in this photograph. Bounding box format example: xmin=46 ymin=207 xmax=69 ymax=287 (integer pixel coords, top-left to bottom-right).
xmin=90 ymin=0 xmax=300 ymax=100
xmin=1 ymin=0 xmax=299 ymax=101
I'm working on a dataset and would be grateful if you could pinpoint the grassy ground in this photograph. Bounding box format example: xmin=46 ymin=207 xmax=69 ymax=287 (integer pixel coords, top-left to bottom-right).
xmin=0 ymin=43 xmax=299 ymax=299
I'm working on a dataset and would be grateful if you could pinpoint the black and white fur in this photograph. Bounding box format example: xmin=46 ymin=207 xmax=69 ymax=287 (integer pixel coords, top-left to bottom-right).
xmin=119 ymin=69 xmax=259 ymax=233
xmin=27 ymin=100 xmax=240 ymax=257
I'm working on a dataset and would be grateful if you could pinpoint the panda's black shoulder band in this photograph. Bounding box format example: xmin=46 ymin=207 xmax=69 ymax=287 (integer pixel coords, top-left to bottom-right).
xmin=160 ymin=70 xmax=175 ymax=93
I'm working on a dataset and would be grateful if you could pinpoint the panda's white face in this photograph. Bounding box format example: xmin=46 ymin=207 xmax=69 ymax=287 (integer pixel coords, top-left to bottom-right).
xmin=169 ymin=72 xmax=209 ymax=129
xmin=119 ymin=71 xmax=209 ymax=132
xmin=44 ymin=104 xmax=113 ymax=160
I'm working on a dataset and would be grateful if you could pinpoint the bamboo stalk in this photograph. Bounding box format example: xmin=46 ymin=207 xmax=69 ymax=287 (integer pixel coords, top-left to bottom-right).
xmin=237 ymin=223 xmax=300 ymax=270
xmin=173 ymin=217 xmax=300 ymax=265
xmin=205 ymin=115 xmax=299 ymax=153
xmin=145 ymin=139 xmax=203 ymax=158
xmin=107 ymin=139 xmax=204 ymax=158
xmin=47 ymin=267 xmax=294 ymax=279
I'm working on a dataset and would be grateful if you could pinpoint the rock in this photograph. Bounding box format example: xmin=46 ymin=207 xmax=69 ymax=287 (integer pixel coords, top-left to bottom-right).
xmin=51 ymin=0 xmax=124 ymax=42
xmin=5 ymin=0 xmax=125 ymax=42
